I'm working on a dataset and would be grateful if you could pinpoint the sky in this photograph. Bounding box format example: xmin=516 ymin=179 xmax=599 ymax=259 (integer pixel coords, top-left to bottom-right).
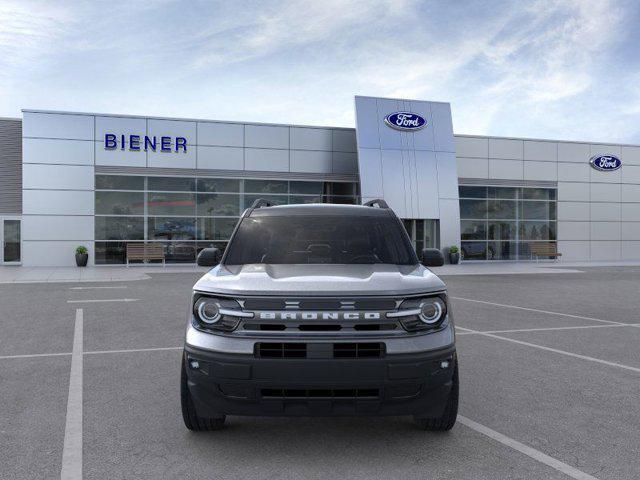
xmin=1 ymin=0 xmax=640 ymax=143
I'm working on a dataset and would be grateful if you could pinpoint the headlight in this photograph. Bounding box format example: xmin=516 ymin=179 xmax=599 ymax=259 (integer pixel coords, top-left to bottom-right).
xmin=192 ymin=295 xmax=249 ymax=332
xmin=392 ymin=294 xmax=448 ymax=331
xmin=418 ymin=298 xmax=445 ymax=325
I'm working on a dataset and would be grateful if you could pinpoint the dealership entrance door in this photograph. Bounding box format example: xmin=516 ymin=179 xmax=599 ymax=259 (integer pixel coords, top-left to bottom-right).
xmin=402 ymin=219 xmax=439 ymax=253
xmin=1 ymin=217 xmax=21 ymax=264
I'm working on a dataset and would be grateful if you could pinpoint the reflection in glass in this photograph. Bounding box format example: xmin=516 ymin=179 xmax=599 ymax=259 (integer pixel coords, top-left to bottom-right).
xmin=197 ymin=218 xmax=238 ymax=240
xmin=488 ymin=200 xmax=516 ymax=219
xmin=520 ymin=201 xmax=556 ymax=220
xmin=290 ymin=181 xmax=323 ymax=195
xmin=96 ymin=192 xmax=144 ymax=215
xmin=147 ymin=193 xmax=196 ymax=216
xmin=244 ymin=180 xmax=288 ymax=194
xmin=95 ymin=217 xmax=144 ymax=240
xmin=487 ymin=187 xmax=517 ymax=199
xmin=148 ymin=217 xmax=196 ymax=240
xmin=461 ymin=242 xmax=487 ymax=260
xmin=197 ymin=178 xmax=240 ymax=193
xmin=196 ymin=193 xmax=240 ymax=216
xmin=488 ymin=241 xmax=517 ymax=260
xmin=243 ymin=194 xmax=287 ymax=209
xmin=488 ymin=221 xmax=516 ymax=240
xmin=147 ymin=176 xmax=195 ymax=192
xmin=458 ymin=186 xmax=487 ymax=198
xmin=95 ymin=175 xmax=144 ymax=190
xmin=460 ymin=199 xmax=488 ymax=219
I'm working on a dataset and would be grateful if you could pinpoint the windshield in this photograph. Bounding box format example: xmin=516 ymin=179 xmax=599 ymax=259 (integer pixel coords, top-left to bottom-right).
xmin=223 ymin=215 xmax=418 ymax=265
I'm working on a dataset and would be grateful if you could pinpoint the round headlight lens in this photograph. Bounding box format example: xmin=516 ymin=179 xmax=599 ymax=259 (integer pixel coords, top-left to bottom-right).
xmin=418 ymin=298 xmax=444 ymax=324
xmin=197 ymin=299 xmax=221 ymax=324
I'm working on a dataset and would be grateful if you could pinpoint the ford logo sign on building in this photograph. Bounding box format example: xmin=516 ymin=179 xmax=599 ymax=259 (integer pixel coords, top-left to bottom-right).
xmin=384 ymin=112 xmax=427 ymax=131
xmin=590 ymin=155 xmax=622 ymax=172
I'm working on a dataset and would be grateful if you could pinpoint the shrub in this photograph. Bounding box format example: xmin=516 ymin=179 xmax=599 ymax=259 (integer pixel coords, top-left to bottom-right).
xmin=76 ymin=246 xmax=88 ymax=255
xmin=449 ymin=246 xmax=459 ymax=254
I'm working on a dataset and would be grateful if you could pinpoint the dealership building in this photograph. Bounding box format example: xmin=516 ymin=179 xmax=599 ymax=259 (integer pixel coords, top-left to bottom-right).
xmin=0 ymin=95 xmax=639 ymax=267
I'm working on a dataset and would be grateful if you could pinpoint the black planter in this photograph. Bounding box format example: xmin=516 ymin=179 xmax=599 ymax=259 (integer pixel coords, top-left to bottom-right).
xmin=449 ymin=252 xmax=460 ymax=264
xmin=75 ymin=253 xmax=88 ymax=267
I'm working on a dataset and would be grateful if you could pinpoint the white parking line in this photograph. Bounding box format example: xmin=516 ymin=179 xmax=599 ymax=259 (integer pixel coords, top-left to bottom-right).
xmin=61 ymin=308 xmax=83 ymax=480
xmin=84 ymin=346 xmax=181 ymax=355
xmin=458 ymin=415 xmax=599 ymax=480
xmin=456 ymin=323 xmax=636 ymax=335
xmin=66 ymin=298 xmax=139 ymax=303
xmin=69 ymin=286 xmax=127 ymax=290
xmin=0 ymin=352 xmax=72 ymax=360
xmin=458 ymin=326 xmax=640 ymax=373
xmin=451 ymin=296 xmax=624 ymax=325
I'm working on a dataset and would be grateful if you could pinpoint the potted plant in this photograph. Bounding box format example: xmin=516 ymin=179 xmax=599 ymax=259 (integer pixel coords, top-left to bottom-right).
xmin=75 ymin=246 xmax=88 ymax=267
xmin=449 ymin=246 xmax=460 ymax=264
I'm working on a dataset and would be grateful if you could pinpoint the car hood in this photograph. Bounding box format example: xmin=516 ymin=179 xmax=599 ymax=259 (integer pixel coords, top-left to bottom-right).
xmin=193 ymin=263 xmax=446 ymax=297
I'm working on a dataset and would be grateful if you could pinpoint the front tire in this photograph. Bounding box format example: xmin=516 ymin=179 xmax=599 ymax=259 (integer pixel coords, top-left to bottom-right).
xmin=414 ymin=359 xmax=459 ymax=431
xmin=181 ymin=356 xmax=226 ymax=431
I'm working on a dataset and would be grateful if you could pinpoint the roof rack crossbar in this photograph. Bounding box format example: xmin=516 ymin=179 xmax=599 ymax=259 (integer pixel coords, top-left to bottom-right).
xmin=250 ymin=198 xmax=275 ymax=209
xmin=363 ymin=199 xmax=389 ymax=209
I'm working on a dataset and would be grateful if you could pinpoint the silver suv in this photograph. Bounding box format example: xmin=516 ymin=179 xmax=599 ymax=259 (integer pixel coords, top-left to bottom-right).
xmin=181 ymin=199 xmax=458 ymax=431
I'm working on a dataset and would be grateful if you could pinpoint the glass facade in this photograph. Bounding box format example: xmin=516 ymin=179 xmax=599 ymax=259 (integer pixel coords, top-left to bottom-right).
xmin=402 ymin=219 xmax=440 ymax=253
xmin=94 ymin=175 xmax=359 ymax=264
xmin=459 ymin=186 xmax=557 ymax=260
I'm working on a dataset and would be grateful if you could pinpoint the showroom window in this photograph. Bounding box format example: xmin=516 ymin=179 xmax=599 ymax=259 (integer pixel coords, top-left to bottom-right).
xmin=459 ymin=186 xmax=557 ymax=260
xmin=95 ymin=175 xmax=359 ymax=264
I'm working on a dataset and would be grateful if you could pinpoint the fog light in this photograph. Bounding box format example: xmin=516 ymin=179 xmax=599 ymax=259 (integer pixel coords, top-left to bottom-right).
xmin=189 ymin=360 xmax=200 ymax=370
xmin=440 ymin=360 xmax=450 ymax=369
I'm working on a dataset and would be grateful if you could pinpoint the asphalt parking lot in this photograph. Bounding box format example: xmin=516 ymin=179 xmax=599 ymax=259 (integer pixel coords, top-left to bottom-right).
xmin=1 ymin=267 xmax=639 ymax=479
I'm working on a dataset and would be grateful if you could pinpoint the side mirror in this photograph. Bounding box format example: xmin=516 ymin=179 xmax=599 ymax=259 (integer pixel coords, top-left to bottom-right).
xmin=197 ymin=247 xmax=222 ymax=267
xmin=421 ymin=248 xmax=445 ymax=267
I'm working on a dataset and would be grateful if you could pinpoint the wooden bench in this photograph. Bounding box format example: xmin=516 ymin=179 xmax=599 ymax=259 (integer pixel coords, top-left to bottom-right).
xmin=126 ymin=243 xmax=165 ymax=266
xmin=529 ymin=243 xmax=562 ymax=262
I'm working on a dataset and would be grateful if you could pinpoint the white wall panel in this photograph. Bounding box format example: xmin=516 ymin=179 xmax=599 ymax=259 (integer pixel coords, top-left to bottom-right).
xmin=488 ymin=159 xmax=523 ymax=180
xmin=403 ymin=99 xmax=434 ymax=152
xmin=290 ymin=128 xmax=332 ymax=151
xmin=621 ymin=146 xmax=640 ymax=166
xmin=147 ymin=119 xmax=196 ymax=143
xmin=22 ymin=215 xmax=93 ymax=241
xmin=380 ymin=150 xmax=408 ymax=217
xmin=558 ymin=162 xmax=590 ymax=182
xmin=558 ymin=182 xmax=589 ymax=201
xmin=622 ymin=184 xmax=640 ymax=203
xmin=622 ymin=203 xmax=640 ymax=221
xmin=197 ymin=122 xmax=243 ymax=147
xmin=354 ymin=97 xmax=380 ymax=150
xmin=376 ymin=98 xmax=404 ymax=151
xmin=557 ymin=222 xmax=589 ymax=240
xmin=557 ymin=241 xmax=590 ymax=261
xmin=95 ymin=116 xmax=146 ymax=143
xmin=22 ymin=240 xmax=94 ymax=267
xmin=244 ymin=125 xmax=289 ymax=149
xmin=590 ymin=203 xmax=620 ymax=222
xmin=23 ymin=138 xmax=94 ymax=166
xmin=436 ymin=152 xmax=459 ymax=199
xmin=332 ymin=152 xmax=358 ymax=174
xmin=439 ymin=198 xmax=461 ymax=249
xmin=332 ymin=130 xmax=357 ymax=152
xmin=95 ymin=144 xmax=147 ymax=167
xmin=23 ymin=164 xmax=94 ymax=190
xmin=430 ymin=103 xmax=454 ymax=153
xmin=622 ymin=223 xmax=640 ymax=240
xmin=457 ymin=157 xmax=488 ymax=178
xmin=197 ymin=146 xmax=243 ymax=170
xmin=524 ymin=161 xmax=557 ymax=181
xmin=489 ymin=139 xmax=523 ymax=160
xmin=23 ymin=190 xmax=94 ymax=215
xmin=290 ymin=150 xmax=332 ymax=174
xmin=590 ymin=183 xmax=620 ymax=202
xmin=524 ymin=141 xmax=557 ymax=161
xmin=591 ymin=144 xmax=621 ymax=157
xmin=558 ymin=202 xmax=590 ymax=221
xmin=23 ymin=112 xmax=94 ymax=140
xmin=590 ymin=166 xmax=621 ymax=184
xmin=244 ymin=148 xmax=289 ymax=172
xmin=589 ymin=241 xmax=621 ymax=261
xmin=414 ymin=150 xmax=439 ymax=219
xmin=557 ymin=142 xmax=590 ymax=163
xmin=147 ymin=149 xmax=196 ymax=169
xmin=622 ymin=165 xmax=640 ymax=183
xmin=590 ymin=222 xmax=620 ymax=240
xmin=357 ymin=149 xmax=383 ymax=198
xmin=622 ymin=241 xmax=640 ymax=259
xmin=454 ymin=136 xmax=488 ymax=158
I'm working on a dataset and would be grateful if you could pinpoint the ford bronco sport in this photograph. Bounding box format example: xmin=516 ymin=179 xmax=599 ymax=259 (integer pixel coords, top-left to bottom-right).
xmin=181 ymin=199 xmax=458 ymax=431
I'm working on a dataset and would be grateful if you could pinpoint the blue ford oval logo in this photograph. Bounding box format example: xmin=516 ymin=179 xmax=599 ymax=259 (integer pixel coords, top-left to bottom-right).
xmin=384 ymin=112 xmax=427 ymax=131
xmin=590 ymin=155 xmax=621 ymax=171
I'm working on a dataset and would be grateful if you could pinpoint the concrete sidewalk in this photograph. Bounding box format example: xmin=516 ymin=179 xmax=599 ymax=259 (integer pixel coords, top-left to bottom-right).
xmin=0 ymin=265 xmax=209 ymax=283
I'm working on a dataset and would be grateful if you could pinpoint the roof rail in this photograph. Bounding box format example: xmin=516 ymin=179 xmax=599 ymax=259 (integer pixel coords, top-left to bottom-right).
xmin=242 ymin=198 xmax=276 ymax=217
xmin=363 ymin=199 xmax=389 ymax=209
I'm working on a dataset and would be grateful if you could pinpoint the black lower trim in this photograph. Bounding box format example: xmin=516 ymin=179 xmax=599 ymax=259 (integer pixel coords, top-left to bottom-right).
xmin=183 ymin=344 xmax=456 ymax=417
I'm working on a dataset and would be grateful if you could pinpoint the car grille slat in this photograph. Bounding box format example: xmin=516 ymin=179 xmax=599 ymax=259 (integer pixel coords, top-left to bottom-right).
xmin=242 ymin=298 xmax=397 ymax=311
xmin=256 ymin=342 xmax=385 ymax=359
xmin=261 ymin=388 xmax=380 ymax=399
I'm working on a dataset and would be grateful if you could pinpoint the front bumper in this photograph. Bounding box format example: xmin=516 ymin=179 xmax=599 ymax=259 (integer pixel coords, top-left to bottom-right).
xmin=183 ymin=330 xmax=456 ymax=417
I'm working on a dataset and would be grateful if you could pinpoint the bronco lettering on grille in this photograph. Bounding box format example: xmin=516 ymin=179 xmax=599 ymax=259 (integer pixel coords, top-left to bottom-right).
xmin=257 ymin=312 xmax=382 ymax=320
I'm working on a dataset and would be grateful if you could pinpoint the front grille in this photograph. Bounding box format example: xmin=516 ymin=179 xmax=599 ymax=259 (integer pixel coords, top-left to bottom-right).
xmin=261 ymin=388 xmax=380 ymax=399
xmin=242 ymin=298 xmax=397 ymax=311
xmin=257 ymin=343 xmax=306 ymax=358
xmin=334 ymin=343 xmax=384 ymax=358
xmin=242 ymin=322 xmax=398 ymax=333
xmin=256 ymin=342 xmax=385 ymax=359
